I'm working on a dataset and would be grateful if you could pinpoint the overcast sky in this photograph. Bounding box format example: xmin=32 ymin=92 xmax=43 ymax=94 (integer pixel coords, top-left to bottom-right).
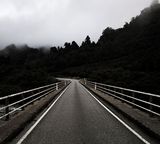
xmin=0 ymin=0 xmax=155 ymax=48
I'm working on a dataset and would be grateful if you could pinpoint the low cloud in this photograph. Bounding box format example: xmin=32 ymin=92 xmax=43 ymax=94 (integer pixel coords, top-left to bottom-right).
xmin=0 ymin=0 xmax=151 ymax=48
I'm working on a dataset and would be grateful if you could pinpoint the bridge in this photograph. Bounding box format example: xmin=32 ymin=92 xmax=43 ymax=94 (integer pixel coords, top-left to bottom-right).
xmin=0 ymin=79 xmax=160 ymax=144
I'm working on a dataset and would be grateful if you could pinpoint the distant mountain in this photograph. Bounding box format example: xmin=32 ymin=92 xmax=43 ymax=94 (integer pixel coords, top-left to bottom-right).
xmin=0 ymin=3 xmax=160 ymax=95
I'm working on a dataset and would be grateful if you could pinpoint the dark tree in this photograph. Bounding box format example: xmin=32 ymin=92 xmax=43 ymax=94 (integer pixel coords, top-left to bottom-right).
xmin=71 ymin=41 xmax=79 ymax=49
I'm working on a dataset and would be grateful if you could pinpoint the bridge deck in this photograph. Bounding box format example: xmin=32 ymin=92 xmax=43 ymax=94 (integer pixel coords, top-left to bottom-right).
xmin=13 ymin=79 xmax=150 ymax=144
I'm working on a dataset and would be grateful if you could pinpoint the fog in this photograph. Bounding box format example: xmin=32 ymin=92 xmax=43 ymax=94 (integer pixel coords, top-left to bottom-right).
xmin=0 ymin=0 xmax=154 ymax=48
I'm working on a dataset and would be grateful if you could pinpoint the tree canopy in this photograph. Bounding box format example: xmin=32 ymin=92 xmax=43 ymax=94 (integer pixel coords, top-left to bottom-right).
xmin=0 ymin=3 xmax=160 ymax=95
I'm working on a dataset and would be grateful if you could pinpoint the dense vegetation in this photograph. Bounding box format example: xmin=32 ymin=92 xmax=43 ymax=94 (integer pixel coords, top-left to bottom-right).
xmin=0 ymin=3 xmax=160 ymax=96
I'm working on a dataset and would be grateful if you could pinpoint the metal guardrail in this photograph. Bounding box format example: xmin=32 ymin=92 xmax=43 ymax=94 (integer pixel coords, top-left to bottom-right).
xmin=83 ymin=80 xmax=160 ymax=117
xmin=0 ymin=80 xmax=70 ymax=121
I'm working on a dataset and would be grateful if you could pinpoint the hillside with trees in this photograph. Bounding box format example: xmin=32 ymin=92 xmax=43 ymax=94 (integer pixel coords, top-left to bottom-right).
xmin=0 ymin=3 xmax=160 ymax=96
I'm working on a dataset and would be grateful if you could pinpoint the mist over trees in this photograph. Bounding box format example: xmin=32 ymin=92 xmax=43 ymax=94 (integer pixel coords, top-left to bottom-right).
xmin=0 ymin=3 xmax=160 ymax=96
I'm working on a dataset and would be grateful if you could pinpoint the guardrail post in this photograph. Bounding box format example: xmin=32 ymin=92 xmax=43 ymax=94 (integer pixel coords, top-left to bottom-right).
xmin=65 ymin=81 xmax=67 ymax=86
xmin=5 ymin=97 xmax=9 ymax=121
xmin=56 ymin=83 xmax=58 ymax=90
xmin=95 ymin=82 xmax=97 ymax=90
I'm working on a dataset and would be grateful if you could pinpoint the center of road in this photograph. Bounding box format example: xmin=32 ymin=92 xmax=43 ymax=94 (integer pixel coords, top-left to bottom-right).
xmin=16 ymin=80 xmax=151 ymax=144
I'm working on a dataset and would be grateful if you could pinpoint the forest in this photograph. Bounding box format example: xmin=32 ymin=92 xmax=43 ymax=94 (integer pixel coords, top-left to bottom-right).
xmin=0 ymin=3 xmax=160 ymax=96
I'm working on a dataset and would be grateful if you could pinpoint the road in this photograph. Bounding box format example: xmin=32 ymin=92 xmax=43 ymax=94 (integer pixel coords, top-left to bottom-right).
xmin=15 ymin=80 xmax=149 ymax=144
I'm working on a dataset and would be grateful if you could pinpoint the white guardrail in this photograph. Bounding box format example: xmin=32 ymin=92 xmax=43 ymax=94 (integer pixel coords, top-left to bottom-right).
xmin=83 ymin=80 xmax=160 ymax=117
xmin=0 ymin=80 xmax=70 ymax=121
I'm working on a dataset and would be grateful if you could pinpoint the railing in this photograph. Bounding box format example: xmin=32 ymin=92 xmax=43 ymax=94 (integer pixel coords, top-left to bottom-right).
xmin=83 ymin=80 xmax=160 ymax=117
xmin=0 ymin=80 xmax=70 ymax=121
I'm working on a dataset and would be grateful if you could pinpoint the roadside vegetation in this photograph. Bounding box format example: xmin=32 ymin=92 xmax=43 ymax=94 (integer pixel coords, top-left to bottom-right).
xmin=0 ymin=3 xmax=160 ymax=96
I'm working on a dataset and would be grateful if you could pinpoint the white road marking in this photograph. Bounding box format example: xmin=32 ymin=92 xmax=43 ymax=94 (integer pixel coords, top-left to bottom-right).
xmin=82 ymin=84 xmax=150 ymax=144
xmin=16 ymin=85 xmax=70 ymax=144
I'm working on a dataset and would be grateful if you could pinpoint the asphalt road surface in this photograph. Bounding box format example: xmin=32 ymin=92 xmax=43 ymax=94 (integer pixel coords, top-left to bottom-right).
xmin=17 ymin=80 xmax=148 ymax=144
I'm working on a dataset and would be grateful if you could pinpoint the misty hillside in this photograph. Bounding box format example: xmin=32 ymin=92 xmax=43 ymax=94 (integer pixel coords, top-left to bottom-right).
xmin=0 ymin=3 xmax=160 ymax=96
